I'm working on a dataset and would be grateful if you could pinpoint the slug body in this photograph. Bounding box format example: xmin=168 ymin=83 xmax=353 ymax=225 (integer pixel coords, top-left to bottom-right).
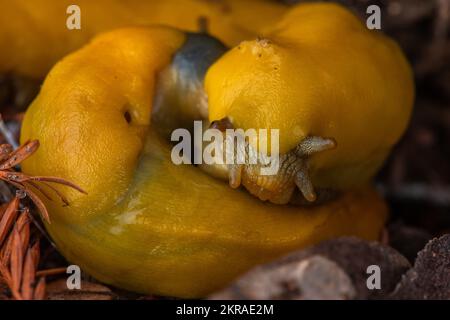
xmin=0 ymin=0 xmax=287 ymax=80
xmin=20 ymin=27 xmax=388 ymax=297
xmin=205 ymin=3 xmax=415 ymax=202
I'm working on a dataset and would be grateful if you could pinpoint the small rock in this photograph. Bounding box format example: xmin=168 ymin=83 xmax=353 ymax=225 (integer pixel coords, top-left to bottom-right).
xmin=210 ymin=237 xmax=411 ymax=300
xmin=211 ymin=255 xmax=356 ymax=300
xmin=391 ymin=234 xmax=450 ymax=299
xmin=46 ymin=279 xmax=116 ymax=300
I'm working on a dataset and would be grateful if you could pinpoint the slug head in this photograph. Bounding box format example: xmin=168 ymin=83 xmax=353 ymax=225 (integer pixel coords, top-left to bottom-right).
xmin=205 ymin=2 xmax=415 ymax=191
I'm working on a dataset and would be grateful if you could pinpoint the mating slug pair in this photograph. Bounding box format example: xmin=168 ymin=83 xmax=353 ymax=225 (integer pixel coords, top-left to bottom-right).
xmin=16 ymin=2 xmax=413 ymax=297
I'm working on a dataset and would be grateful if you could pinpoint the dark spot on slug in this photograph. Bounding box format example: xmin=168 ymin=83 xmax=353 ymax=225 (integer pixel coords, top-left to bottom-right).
xmin=123 ymin=111 xmax=132 ymax=124
xmin=152 ymin=33 xmax=227 ymax=137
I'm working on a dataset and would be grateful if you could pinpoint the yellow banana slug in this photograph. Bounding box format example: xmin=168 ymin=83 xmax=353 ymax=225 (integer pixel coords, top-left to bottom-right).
xmin=0 ymin=0 xmax=287 ymax=80
xmin=20 ymin=27 xmax=388 ymax=298
xmin=205 ymin=3 xmax=415 ymax=203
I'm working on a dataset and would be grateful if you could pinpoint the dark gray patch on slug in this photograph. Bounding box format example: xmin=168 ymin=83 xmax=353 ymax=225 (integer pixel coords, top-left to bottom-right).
xmin=152 ymin=33 xmax=227 ymax=138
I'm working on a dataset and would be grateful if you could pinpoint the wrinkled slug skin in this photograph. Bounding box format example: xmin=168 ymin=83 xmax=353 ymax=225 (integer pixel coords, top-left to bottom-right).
xmin=20 ymin=27 xmax=388 ymax=298
xmin=0 ymin=0 xmax=287 ymax=79
xmin=21 ymin=27 xmax=186 ymax=222
xmin=205 ymin=3 xmax=415 ymax=190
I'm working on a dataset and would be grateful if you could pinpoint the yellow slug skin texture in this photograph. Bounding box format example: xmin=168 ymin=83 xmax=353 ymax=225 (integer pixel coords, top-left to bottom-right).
xmin=0 ymin=0 xmax=287 ymax=79
xmin=205 ymin=3 xmax=415 ymax=190
xmin=21 ymin=27 xmax=388 ymax=298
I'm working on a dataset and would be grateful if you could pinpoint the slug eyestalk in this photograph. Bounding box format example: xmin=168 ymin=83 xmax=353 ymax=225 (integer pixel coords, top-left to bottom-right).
xmin=210 ymin=118 xmax=337 ymax=204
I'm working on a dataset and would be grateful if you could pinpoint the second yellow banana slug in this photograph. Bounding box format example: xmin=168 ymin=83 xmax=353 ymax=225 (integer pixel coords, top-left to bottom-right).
xmin=0 ymin=0 xmax=286 ymax=79
xmin=205 ymin=2 xmax=414 ymax=203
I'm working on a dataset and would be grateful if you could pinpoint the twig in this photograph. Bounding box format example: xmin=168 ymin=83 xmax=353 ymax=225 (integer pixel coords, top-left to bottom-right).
xmin=36 ymin=267 xmax=67 ymax=277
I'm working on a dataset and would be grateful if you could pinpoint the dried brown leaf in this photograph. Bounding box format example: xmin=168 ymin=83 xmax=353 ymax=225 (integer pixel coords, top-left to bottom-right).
xmin=0 ymin=262 xmax=12 ymax=287
xmin=24 ymin=181 xmax=54 ymax=202
xmin=10 ymin=226 xmax=23 ymax=294
xmin=16 ymin=210 xmax=30 ymax=257
xmin=30 ymin=241 xmax=40 ymax=269
xmin=7 ymin=181 xmax=50 ymax=223
xmin=0 ymin=140 xmax=39 ymax=170
xmin=37 ymin=181 xmax=70 ymax=206
xmin=0 ymin=203 xmax=8 ymax=221
xmin=0 ymin=262 xmax=21 ymax=300
xmin=0 ymin=231 xmax=13 ymax=264
xmin=0 ymin=197 xmax=19 ymax=246
xmin=36 ymin=267 xmax=66 ymax=278
xmin=21 ymin=249 xmax=35 ymax=300
xmin=23 ymin=176 xmax=87 ymax=195
xmin=33 ymin=277 xmax=46 ymax=300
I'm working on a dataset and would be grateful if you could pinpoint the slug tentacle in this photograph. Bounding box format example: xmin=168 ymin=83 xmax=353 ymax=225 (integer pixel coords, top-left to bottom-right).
xmin=228 ymin=164 xmax=243 ymax=189
xmin=293 ymin=136 xmax=337 ymax=202
xmin=294 ymin=162 xmax=316 ymax=202
xmin=295 ymin=136 xmax=337 ymax=156
xmin=239 ymin=137 xmax=335 ymax=204
xmin=207 ymin=118 xmax=337 ymax=204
